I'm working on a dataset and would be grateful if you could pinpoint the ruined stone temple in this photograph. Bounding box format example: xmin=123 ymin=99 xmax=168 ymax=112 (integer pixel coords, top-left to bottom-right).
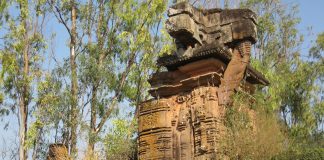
xmin=138 ymin=2 xmax=269 ymax=160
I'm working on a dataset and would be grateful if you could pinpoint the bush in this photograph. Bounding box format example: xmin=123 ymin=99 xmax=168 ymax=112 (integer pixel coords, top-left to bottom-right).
xmin=221 ymin=92 xmax=285 ymax=159
xmin=273 ymin=147 xmax=324 ymax=160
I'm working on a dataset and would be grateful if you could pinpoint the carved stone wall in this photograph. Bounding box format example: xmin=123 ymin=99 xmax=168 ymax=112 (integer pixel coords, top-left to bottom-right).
xmin=139 ymin=86 xmax=226 ymax=159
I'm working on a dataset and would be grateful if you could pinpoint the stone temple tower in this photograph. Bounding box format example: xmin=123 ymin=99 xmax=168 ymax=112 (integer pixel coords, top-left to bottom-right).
xmin=137 ymin=2 xmax=269 ymax=159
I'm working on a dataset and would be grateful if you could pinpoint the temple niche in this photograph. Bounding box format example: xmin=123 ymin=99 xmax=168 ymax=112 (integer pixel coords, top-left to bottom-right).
xmin=138 ymin=2 xmax=269 ymax=160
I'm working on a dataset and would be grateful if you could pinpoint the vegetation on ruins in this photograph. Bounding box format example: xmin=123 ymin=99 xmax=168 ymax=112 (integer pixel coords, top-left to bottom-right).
xmin=0 ymin=0 xmax=323 ymax=159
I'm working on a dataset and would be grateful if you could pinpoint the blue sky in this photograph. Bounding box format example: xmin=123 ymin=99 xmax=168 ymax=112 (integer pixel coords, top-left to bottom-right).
xmin=296 ymin=0 xmax=324 ymax=34
xmin=293 ymin=0 xmax=324 ymax=54
xmin=48 ymin=0 xmax=324 ymax=61
xmin=1 ymin=0 xmax=324 ymax=159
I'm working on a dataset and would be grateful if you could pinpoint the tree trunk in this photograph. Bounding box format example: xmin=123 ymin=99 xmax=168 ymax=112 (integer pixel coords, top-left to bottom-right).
xmin=19 ymin=1 xmax=29 ymax=159
xmin=70 ymin=0 xmax=78 ymax=156
xmin=19 ymin=98 xmax=28 ymax=160
xmin=87 ymin=0 xmax=104 ymax=153
xmin=88 ymin=86 xmax=97 ymax=154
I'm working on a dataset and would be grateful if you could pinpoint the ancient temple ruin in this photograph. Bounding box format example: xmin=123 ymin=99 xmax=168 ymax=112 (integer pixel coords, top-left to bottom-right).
xmin=138 ymin=2 xmax=269 ymax=159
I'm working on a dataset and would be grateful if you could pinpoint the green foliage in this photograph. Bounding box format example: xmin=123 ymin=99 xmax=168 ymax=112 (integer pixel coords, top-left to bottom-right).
xmin=238 ymin=0 xmax=324 ymax=158
xmin=0 ymin=0 xmax=323 ymax=159
xmin=36 ymin=0 xmax=172 ymax=157
xmin=0 ymin=0 xmax=46 ymax=102
xmin=240 ymin=0 xmax=323 ymax=140
xmin=78 ymin=0 xmax=170 ymax=104
xmin=0 ymin=0 xmax=8 ymax=28
xmin=222 ymin=92 xmax=285 ymax=159
xmin=26 ymin=119 xmax=43 ymax=149
xmin=273 ymin=147 xmax=324 ymax=160
xmin=76 ymin=0 xmax=170 ymax=150
xmin=313 ymin=32 xmax=324 ymax=51
xmin=0 ymin=0 xmax=48 ymax=158
xmin=104 ymin=119 xmax=137 ymax=160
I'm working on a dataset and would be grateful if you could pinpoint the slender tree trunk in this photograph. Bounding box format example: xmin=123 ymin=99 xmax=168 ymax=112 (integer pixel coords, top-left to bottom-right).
xmin=88 ymin=0 xmax=103 ymax=153
xmin=19 ymin=41 xmax=29 ymax=160
xmin=19 ymin=1 xmax=29 ymax=159
xmin=19 ymin=98 xmax=28 ymax=160
xmin=32 ymin=128 xmax=42 ymax=160
xmin=70 ymin=0 xmax=78 ymax=156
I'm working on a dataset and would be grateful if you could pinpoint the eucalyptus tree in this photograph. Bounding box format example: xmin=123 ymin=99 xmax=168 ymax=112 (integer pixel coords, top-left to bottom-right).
xmin=309 ymin=32 xmax=324 ymax=137
xmin=0 ymin=0 xmax=8 ymax=29
xmin=189 ymin=0 xmax=323 ymax=155
xmin=76 ymin=0 xmax=171 ymax=155
xmin=0 ymin=0 xmax=8 ymax=106
xmin=240 ymin=0 xmax=324 ymax=139
xmin=44 ymin=0 xmax=171 ymax=157
xmin=199 ymin=0 xmax=323 ymax=139
xmin=0 ymin=0 xmax=47 ymax=159
xmin=47 ymin=0 xmax=79 ymax=155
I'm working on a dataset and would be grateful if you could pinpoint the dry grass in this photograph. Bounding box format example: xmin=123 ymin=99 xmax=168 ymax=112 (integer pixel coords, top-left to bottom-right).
xmin=83 ymin=150 xmax=100 ymax=160
xmin=46 ymin=144 xmax=70 ymax=160
xmin=221 ymin=93 xmax=285 ymax=159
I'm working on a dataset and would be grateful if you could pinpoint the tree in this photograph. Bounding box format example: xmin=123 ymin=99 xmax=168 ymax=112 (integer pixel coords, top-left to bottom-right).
xmin=1 ymin=0 xmax=321 ymax=159
xmin=44 ymin=0 xmax=172 ymax=157
xmin=0 ymin=0 xmax=47 ymax=159
xmin=0 ymin=0 xmax=8 ymax=106
xmin=48 ymin=0 xmax=79 ymax=155
xmin=76 ymin=0 xmax=170 ymax=155
xmin=104 ymin=119 xmax=137 ymax=159
xmin=70 ymin=0 xmax=78 ymax=155
xmin=0 ymin=0 xmax=7 ymax=29
xmin=194 ymin=0 xmax=323 ymax=157
xmin=240 ymin=0 xmax=323 ymax=139
xmin=309 ymin=32 xmax=324 ymax=142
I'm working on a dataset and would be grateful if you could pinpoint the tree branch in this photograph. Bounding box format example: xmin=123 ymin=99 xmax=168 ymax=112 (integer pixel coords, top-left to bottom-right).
xmin=50 ymin=3 xmax=72 ymax=37
xmin=95 ymin=51 xmax=137 ymax=133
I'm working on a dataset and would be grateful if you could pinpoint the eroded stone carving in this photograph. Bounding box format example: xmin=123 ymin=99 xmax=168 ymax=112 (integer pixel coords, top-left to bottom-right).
xmin=46 ymin=144 xmax=69 ymax=160
xmin=165 ymin=2 xmax=259 ymax=106
xmin=138 ymin=87 xmax=225 ymax=159
xmin=166 ymin=2 xmax=257 ymax=57
xmin=138 ymin=2 xmax=268 ymax=159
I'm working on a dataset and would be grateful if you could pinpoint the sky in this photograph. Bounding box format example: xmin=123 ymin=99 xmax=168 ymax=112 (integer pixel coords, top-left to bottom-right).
xmin=293 ymin=0 xmax=324 ymax=55
xmin=1 ymin=0 xmax=324 ymax=159
xmin=50 ymin=0 xmax=324 ymax=62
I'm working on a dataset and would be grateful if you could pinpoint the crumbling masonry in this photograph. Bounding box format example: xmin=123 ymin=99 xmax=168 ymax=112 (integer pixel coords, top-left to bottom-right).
xmin=138 ymin=2 xmax=269 ymax=159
